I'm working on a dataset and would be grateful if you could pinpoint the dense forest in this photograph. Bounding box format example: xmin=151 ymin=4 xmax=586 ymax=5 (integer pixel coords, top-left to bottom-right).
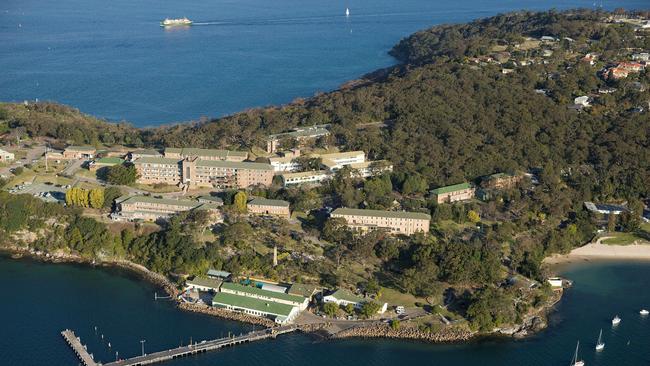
xmin=1 ymin=9 xmax=649 ymax=331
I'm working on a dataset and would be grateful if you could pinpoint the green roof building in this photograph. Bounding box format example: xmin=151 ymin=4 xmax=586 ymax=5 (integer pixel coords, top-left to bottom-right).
xmin=430 ymin=182 xmax=475 ymax=204
xmin=220 ymin=282 xmax=308 ymax=310
xmin=212 ymin=292 xmax=299 ymax=324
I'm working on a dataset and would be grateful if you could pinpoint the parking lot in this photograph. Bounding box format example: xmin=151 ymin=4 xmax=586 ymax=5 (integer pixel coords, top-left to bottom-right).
xmin=8 ymin=182 xmax=67 ymax=203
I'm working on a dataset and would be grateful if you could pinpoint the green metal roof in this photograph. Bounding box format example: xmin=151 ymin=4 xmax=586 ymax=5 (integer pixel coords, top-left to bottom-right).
xmin=120 ymin=195 xmax=200 ymax=208
xmin=329 ymin=288 xmax=364 ymax=303
xmin=248 ymin=197 xmax=290 ymax=208
xmin=165 ymin=147 xmax=248 ymax=158
xmin=430 ymin=182 xmax=473 ymax=195
xmin=95 ymin=157 xmax=124 ymax=165
xmin=288 ymin=283 xmax=318 ymax=297
xmin=131 ymin=149 xmax=162 ymax=156
xmin=133 ymin=157 xmax=181 ymax=165
xmin=195 ymin=160 xmax=273 ymax=171
xmin=221 ymin=282 xmax=306 ymax=303
xmin=212 ymin=292 xmax=295 ymax=317
xmin=331 ymin=208 xmax=431 ymax=220
xmin=187 ymin=277 xmax=222 ymax=289
xmin=267 ymin=127 xmax=330 ymax=140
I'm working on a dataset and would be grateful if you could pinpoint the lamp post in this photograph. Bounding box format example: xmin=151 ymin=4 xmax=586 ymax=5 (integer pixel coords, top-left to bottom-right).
xmin=140 ymin=339 xmax=146 ymax=356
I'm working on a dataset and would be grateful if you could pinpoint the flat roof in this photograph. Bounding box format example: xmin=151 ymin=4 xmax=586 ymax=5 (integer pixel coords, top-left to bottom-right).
xmin=66 ymin=145 xmax=96 ymax=152
xmin=212 ymin=292 xmax=295 ymax=317
xmin=312 ymin=151 xmax=365 ymax=160
xmin=348 ymin=160 xmax=392 ymax=169
xmin=198 ymin=195 xmax=224 ymax=204
xmin=133 ymin=157 xmax=181 ymax=165
xmin=288 ymin=283 xmax=318 ymax=297
xmin=267 ymin=127 xmax=329 ymax=140
xmin=281 ymin=170 xmax=331 ymax=179
xmin=430 ymin=182 xmax=473 ymax=195
xmin=332 ymin=207 xmax=431 ymax=220
xmin=130 ymin=149 xmax=162 ymax=156
xmin=95 ymin=157 xmax=124 ymax=165
xmin=165 ymin=147 xmax=248 ymax=158
xmin=196 ymin=160 xmax=273 ymax=171
xmin=248 ymin=197 xmax=290 ymax=208
xmin=207 ymin=269 xmax=231 ymax=278
xmin=221 ymin=282 xmax=306 ymax=303
xmin=120 ymin=195 xmax=200 ymax=208
xmin=187 ymin=277 xmax=222 ymax=289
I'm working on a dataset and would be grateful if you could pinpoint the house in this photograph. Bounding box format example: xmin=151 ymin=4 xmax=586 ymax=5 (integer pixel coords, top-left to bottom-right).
xmin=584 ymin=202 xmax=627 ymax=216
xmin=185 ymin=277 xmax=222 ymax=292
xmin=323 ymin=289 xmax=364 ymax=308
xmin=63 ymin=146 xmax=96 ymax=160
xmin=598 ymin=87 xmax=617 ymax=94
xmin=632 ymin=52 xmax=650 ymax=62
xmin=247 ymin=197 xmax=291 ymax=219
xmin=574 ymin=96 xmax=591 ymax=107
xmin=164 ymin=147 xmax=248 ymax=162
xmin=481 ymin=172 xmax=522 ymax=190
xmin=0 ymin=148 xmax=15 ymax=163
xmin=331 ymin=208 xmax=431 ymax=236
xmin=206 ymin=269 xmax=231 ymax=280
xmin=581 ymin=53 xmax=598 ymax=65
xmin=607 ymin=67 xmax=629 ymax=79
xmin=618 ymin=62 xmax=644 ymax=72
xmin=430 ymin=182 xmax=475 ymax=204
xmin=547 ymin=277 xmax=563 ymax=288
xmin=211 ymin=292 xmax=300 ymax=324
xmin=219 ymin=282 xmax=309 ymax=310
xmin=280 ymin=170 xmax=331 ymax=187
xmin=89 ymin=157 xmax=124 ymax=171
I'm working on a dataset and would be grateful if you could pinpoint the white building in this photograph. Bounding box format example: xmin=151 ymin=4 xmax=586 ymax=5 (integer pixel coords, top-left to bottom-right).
xmin=0 ymin=148 xmax=15 ymax=163
xmin=315 ymin=151 xmax=366 ymax=171
xmin=323 ymin=289 xmax=364 ymax=309
xmin=574 ymin=96 xmax=591 ymax=107
xmin=281 ymin=170 xmax=332 ymax=187
xmin=185 ymin=277 xmax=223 ymax=292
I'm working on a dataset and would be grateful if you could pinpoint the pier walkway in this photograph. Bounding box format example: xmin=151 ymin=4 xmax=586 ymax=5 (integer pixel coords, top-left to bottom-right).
xmin=61 ymin=329 xmax=99 ymax=366
xmin=62 ymin=326 xmax=297 ymax=366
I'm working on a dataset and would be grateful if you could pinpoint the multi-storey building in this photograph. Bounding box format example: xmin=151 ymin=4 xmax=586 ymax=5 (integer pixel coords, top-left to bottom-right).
xmin=314 ymin=151 xmax=366 ymax=170
xmin=112 ymin=195 xmax=221 ymax=222
xmin=133 ymin=155 xmax=273 ymax=189
xmin=280 ymin=170 xmax=331 ymax=186
xmin=247 ymin=197 xmax=291 ymax=219
xmin=480 ymin=172 xmax=522 ymax=190
xmin=331 ymin=208 xmax=431 ymax=236
xmin=164 ymin=147 xmax=248 ymax=162
xmin=265 ymin=125 xmax=330 ymax=154
xmin=430 ymin=183 xmax=476 ymax=204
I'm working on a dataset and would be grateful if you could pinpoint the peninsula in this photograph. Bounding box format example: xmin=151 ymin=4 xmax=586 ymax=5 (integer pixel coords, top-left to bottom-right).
xmin=1 ymin=9 xmax=649 ymax=354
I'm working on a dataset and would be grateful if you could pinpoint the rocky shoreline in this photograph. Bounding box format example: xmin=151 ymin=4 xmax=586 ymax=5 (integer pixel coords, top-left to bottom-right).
xmin=177 ymin=302 xmax=277 ymax=328
xmin=331 ymin=323 xmax=476 ymax=343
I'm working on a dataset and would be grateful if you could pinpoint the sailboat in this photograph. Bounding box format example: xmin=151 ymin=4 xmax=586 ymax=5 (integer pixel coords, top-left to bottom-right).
xmin=612 ymin=315 xmax=621 ymax=325
xmin=345 ymin=7 xmax=350 ymax=17
xmin=571 ymin=341 xmax=585 ymax=366
xmin=595 ymin=329 xmax=605 ymax=351
xmin=640 ymin=309 xmax=649 ymax=316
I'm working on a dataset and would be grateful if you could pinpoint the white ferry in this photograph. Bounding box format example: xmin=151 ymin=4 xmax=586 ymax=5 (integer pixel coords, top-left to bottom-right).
xmin=161 ymin=17 xmax=193 ymax=27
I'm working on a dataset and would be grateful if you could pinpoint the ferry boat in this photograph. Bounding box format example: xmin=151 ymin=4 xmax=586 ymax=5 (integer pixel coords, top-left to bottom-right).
xmin=161 ymin=17 xmax=193 ymax=27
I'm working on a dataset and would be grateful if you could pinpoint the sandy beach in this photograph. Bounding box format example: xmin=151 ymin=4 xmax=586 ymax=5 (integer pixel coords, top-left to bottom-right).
xmin=544 ymin=240 xmax=650 ymax=266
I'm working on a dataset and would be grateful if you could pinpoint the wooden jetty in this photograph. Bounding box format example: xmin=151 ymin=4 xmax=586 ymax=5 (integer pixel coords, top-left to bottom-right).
xmin=61 ymin=329 xmax=99 ymax=366
xmin=62 ymin=325 xmax=297 ymax=366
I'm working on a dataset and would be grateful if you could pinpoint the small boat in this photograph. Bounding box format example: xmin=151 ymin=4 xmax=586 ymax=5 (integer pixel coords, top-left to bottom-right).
xmin=595 ymin=329 xmax=604 ymax=351
xmin=161 ymin=17 xmax=193 ymax=27
xmin=612 ymin=315 xmax=621 ymax=325
xmin=345 ymin=7 xmax=350 ymax=17
xmin=571 ymin=341 xmax=585 ymax=366
xmin=640 ymin=309 xmax=649 ymax=316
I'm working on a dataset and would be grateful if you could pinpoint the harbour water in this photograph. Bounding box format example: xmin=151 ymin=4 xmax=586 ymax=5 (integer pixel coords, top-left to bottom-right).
xmin=1 ymin=255 xmax=649 ymax=366
xmin=1 ymin=0 xmax=648 ymax=126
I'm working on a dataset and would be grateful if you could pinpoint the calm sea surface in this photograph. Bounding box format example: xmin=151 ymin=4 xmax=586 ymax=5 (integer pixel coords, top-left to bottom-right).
xmin=1 ymin=256 xmax=649 ymax=366
xmin=1 ymin=0 xmax=648 ymax=126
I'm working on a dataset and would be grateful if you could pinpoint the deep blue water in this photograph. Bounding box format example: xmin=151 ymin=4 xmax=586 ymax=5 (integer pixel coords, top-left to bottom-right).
xmin=1 ymin=256 xmax=650 ymax=366
xmin=1 ymin=0 xmax=648 ymax=126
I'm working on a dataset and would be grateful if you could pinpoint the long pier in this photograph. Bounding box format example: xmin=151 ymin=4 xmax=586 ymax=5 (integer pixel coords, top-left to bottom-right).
xmin=62 ymin=326 xmax=297 ymax=366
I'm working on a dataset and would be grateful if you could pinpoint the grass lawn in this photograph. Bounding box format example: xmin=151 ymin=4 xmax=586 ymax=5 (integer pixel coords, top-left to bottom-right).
xmin=602 ymin=224 xmax=650 ymax=245
xmin=132 ymin=183 xmax=181 ymax=193
xmin=33 ymin=175 xmax=74 ymax=186
xmin=379 ymin=287 xmax=427 ymax=308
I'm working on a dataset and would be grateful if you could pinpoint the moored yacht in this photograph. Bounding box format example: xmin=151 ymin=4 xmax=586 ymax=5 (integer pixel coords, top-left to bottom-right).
xmin=612 ymin=315 xmax=621 ymax=325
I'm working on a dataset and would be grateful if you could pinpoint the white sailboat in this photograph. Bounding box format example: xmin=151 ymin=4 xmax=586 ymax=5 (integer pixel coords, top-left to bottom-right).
xmin=345 ymin=7 xmax=350 ymax=17
xmin=571 ymin=341 xmax=585 ymax=366
xmin=595 ymin=329 xmax=605 ymax=351
xmin=640 ymin=309 xmax=649 ymax=316
xmin=612 ymin=315 xmax=621 ymax=325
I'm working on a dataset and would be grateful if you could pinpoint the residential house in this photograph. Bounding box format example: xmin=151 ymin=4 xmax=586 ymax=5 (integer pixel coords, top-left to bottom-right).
xmin=323 ymin=289 xmax=364 ymax=308
xmin=331 ymin=208 xmax=431 ymax=236
xmin=430 ymin=183 xmax=475 ymax=204
xmin=0 ymin=148 xmax=15 ymax=163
